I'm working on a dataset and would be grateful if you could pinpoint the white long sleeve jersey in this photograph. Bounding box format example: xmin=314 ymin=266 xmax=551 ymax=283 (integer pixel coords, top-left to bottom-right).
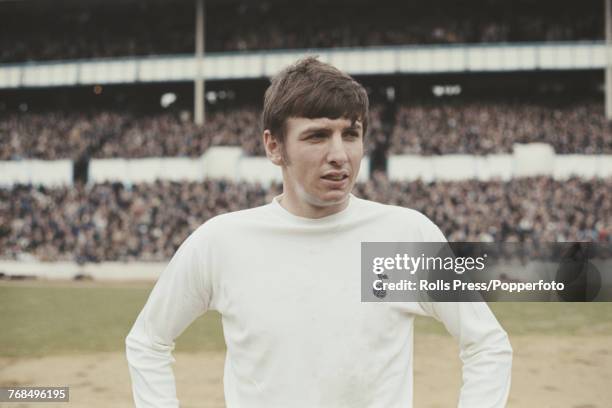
xmin=126 ymin=195 xmax=512 ymax=408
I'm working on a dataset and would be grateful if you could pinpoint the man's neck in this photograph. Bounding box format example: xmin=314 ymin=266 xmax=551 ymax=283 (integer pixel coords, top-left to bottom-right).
xmin=277 ymin=194 xmax=349 ymax=219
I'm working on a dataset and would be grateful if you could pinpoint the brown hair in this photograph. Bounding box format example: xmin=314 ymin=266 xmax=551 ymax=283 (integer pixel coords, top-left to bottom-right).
xmin=262 ymin=56 xmax=369 ymax=143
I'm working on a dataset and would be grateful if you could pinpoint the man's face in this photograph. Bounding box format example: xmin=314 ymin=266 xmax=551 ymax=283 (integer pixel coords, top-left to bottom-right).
xmin=266 ymin=116 xmax=364 ymax=217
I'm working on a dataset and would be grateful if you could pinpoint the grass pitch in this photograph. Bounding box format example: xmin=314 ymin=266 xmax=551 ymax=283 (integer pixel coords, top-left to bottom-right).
xmin=1 ymin=281 xmax=611 ymax=357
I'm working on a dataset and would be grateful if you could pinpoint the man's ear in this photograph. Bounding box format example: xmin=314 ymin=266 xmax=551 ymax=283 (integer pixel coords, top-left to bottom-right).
xmin=263 ymin=130 xmax=284 ymax=166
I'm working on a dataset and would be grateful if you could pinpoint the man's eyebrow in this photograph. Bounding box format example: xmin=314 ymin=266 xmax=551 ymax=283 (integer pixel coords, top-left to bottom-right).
xmin=299 ymin=121 xmax=363 ymax=135
xmin=299 ymin=126 xmax=332 ymax=135
xmin=345 ymin=122 xmax=363 ymax=131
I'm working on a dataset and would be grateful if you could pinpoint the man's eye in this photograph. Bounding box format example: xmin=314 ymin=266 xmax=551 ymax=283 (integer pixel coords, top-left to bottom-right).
xmin=344 ymin=132 xmax=360 ymax=139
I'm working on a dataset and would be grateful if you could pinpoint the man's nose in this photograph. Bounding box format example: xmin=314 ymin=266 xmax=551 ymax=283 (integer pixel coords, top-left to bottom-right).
xmin=327 ymin=134 xmax=349 ymax=165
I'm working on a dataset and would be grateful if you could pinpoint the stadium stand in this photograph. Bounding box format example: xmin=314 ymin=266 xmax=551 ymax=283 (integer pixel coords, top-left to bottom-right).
xmin=0 ymin=0 xmax=602 ymax=63
xmin=0 ymin=103 xmax=385 ymax=159
xmin=0 ymin=111 xmax=128 ymax=160
xmin=1 ymin=176 xmax=609 ymax=262
xmin=389 ymin=100 xmax=612 ymax=155
xmin=2 ymin=101 xmax=611 ymax=160
xmin=0 ymin=0 xmax=609 ymax=268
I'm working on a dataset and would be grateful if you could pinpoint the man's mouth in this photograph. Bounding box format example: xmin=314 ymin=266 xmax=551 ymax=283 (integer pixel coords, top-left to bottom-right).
xmin=321 ymin=174 xmax=349 ymax=181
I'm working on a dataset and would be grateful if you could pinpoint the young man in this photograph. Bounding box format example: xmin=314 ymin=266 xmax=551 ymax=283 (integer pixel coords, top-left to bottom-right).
xmin=126 ymin=57 xmax=512 ymax=407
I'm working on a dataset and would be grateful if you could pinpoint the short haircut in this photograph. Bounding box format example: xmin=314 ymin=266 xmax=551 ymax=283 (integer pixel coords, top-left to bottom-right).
xmin=262 ymin=56 xmax=369 ymax=143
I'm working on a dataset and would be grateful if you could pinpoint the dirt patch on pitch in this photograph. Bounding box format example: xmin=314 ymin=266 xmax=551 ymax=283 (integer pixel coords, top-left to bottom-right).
xmin=1 ymin=335 xmax=610 ymax=408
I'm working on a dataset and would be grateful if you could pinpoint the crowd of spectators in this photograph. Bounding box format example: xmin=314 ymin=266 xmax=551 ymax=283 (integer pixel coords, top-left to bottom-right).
xmin=0 ymin=176 xmax=609 ymax=262
xmin=0 ymin=106 xmax=382 ymax=160
xmin=1 ymin=2 xmax=194 ymax=63
xmin=390 ymin=101 xmax=612 ymax=155
xmin=355 ymin=173 xmax=610 ymax=243
xmin=0 ymin=111 xmax=128 ymax=160
xmin=97 ymin=111 xmax=212 ymax=158
xmin=0 ymin=109 xmax=256 ymax=160
xmin=1 ymin=0 xmax=602 ymax=63
xmin=0 ymin=180 xmax=281 ymax=262
xmin=209 ymin=1 xmax=601 ymax=52
xmin=2 ymin=101 xmax=610 ymax=160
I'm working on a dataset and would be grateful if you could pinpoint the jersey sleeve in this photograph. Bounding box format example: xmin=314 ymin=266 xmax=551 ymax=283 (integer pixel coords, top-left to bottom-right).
xmin=418 ymin=301 xmax=512 ymax=407
xmin=414 ymin=211 xmax=513 ymax=407
xmin=125 ymin=226 xmax=212 ymax=408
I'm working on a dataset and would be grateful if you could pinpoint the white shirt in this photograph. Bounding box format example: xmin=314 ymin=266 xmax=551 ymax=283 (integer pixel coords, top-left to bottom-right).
xmin=126 ymin=195 xmax=512 ymax=407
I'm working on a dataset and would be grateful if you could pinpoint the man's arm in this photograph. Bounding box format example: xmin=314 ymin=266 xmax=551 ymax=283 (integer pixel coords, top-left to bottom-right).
xmin=418 ymin=301 xmax=512 ymax=407
xmin=125 ymin=228 xmax=211 ymax=408
xmin=414 ymin=213 xmax=512 ymax=407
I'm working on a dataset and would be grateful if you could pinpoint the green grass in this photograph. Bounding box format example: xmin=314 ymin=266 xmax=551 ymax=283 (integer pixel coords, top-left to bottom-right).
xmin=0 ymin=283 xmax=225 ymax=357
xmin=1 ymin=282 xmax=611 ymax=357
xmin=415 ymin=302 xmax=612 ymax=336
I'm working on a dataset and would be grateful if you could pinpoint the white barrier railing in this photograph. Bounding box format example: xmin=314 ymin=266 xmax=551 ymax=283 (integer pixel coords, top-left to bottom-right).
xmin=1 ymin=145 xmax=610 ymax=187
xmin=0 ymin=42 xmax=605 ymax=89
xmin=388 ymin=145 xmax=612 ymax=181
xmin=0 ymin=160 xmax=72 ymax=187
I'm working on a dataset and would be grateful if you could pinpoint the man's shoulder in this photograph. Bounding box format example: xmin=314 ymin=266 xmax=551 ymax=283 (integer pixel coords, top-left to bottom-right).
xmin=353 ymin=196 xmax=435 ymax=225
xmin=353 ymin=196 xmax=446 ymax=241
xmin=192 ymin=202 xmax=273 ymax=236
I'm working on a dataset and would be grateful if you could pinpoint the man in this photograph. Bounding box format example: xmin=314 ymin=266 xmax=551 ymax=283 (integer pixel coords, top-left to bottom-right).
xmin=126 ymin=57 xmax=512 ymax=407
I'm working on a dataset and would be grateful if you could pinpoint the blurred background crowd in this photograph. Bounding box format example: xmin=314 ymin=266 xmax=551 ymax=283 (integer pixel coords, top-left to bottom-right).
xmin=0 ymin=0 xmax=601 ymax=63
xmin=2 ymin=101 xmax=611 ymax=160
xmin=1 ymin=176 xmax=609 ymax=262
xmin=0 ymin=0 xmax=610 ymax=264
